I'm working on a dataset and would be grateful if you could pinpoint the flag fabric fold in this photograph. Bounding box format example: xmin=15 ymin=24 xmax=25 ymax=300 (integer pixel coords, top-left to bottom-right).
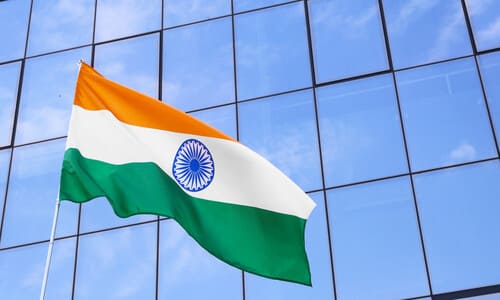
xmin=59 ymin=62 xmax=316 ymax=285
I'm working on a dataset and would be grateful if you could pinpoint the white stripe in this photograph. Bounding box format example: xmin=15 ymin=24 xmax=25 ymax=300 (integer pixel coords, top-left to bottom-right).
xmin=66 ymin=106 xmax=316 ymax=219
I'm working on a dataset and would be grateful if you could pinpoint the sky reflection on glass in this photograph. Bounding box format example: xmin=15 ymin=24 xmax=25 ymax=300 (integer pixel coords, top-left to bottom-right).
xmin=15 ymin=47 xmax=90 ymax=145
xmin=0 ymin=62 xmax=20 ymax=147
xmin=396 ymin=58 xmax=496 ymax=171
xmin=478 ymin=52 xmax=500 ymax=150
xmin=95 ymin=0 xmax=161 ymax=42
xmin=159 ymin=220 xmax=241 ymax=299
xmin=1 ymin=140 xmax=78 ymax=247
xmin=95 ymin=34 xmax=159 ymax=98
xmin=75 ymin=224 xmax=156 ymax=300
xmin=164 ymin=0 xmax=230 ymax=27
xmin=190 ymin=105 xmax=237 ymax=139
xmin=28 ymin=0 xmax=94 ymax=56
xmin=317 ymin=74 xmax=407 ymax=187
xmin=383 ymin=0 xmax=472 ymax=69
xmin=238 ymin=90 xmax=322 ymax=192
xmin=0 ymin=239 xmax=74 ymax=300
xmin=466 ymin=0 xmax=500 ymax=51
xmin=0 ymin=150 xmax=10 ymax=230
xmin=328 ymin=177 xmax=429 ymax=299
xmin=246 ymin=192 xmax=333 ymax=300
xmin=309 ymin=0 xmax=388 ymax=82
xmin=163 ymin=18 xmax=234 ymax=111
xmin=0 ymin=0 xmax=30 ymax=62
xmin=235 ymin=2 xmax=311 ymax=100
xmin=414 ymin=161 xmax=500 ymax=293
xmin=233 ymin=0 xmax=290 ymax=13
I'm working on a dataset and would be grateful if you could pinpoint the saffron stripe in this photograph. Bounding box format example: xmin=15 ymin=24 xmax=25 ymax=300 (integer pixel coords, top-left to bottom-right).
xmin=74 ymin=62 xmax=233 ymax=141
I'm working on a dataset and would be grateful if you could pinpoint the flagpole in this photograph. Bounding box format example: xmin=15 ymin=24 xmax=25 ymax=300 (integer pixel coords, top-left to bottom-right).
xmin=39 ymin=193 xmax=61 ymax=300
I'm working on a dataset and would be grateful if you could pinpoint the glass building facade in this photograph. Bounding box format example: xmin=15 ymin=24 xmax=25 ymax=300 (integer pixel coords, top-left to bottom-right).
xmin=1 ymin=0 xmax=500 ymax=299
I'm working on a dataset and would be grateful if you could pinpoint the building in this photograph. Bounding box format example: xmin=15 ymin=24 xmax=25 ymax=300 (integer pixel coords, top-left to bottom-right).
xmin=1 ymin=0 xmax=500 ymax=299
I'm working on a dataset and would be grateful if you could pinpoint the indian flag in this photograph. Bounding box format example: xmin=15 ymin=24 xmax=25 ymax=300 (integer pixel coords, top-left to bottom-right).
xmin=59 ymin=62 xmax=316 ymax=285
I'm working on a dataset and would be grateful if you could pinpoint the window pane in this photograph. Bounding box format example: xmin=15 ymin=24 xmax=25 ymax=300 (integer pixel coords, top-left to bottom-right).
xmin=238 ymin=90 xmax=322 ymax=192
xmin=1 ymin=140 xmax=78 ymax=247
xmin=0 ymin=239 xmax=75 ymax=300
xmin=95 ymin=34 xmax=159 ymax=98
xmin=0 ymin=0 xmax=30 ymax=62
xmin=163 ymin=18 xmax=234 ymax=111
xmin=309 ymin=0 xmax=388 ymax=82
xmin=317 ymin=74 xmax=407 ymax=187
xmin=466 ymin=0 xmax=500 ymax=51
xmin=414 ymin=161 xmax=500 ymax=293
xmin=396 ymin=58 xmax=496 ymax=171
xmin=15 ymin=48 xmax=91 ymax=145
xmin=383 ymin=0 xmax=472 ymax=69
xmin=246 ymin=192 xmax=334 ymax=300
xmin=190 ymin=105 xmax=237 ymax=140
xmin=164 ymin=0 xmax=230 ymax=27
xmin=0 ymin=62 xmax=20 ymax=147
xmin=233 ymin=0 xmax=290 ymax=13
xmin=478 ymin=52 xmax=500 ymax=150
xmin=235 ymin=3 xmax=311 ymax=100
xmin=158 ymin=220 xmax=241 ymax=299
xmin=95 ymin=0 xmax=161 ymax=42
xmin=27 ymin=0 xmax=94 ymax=56
xmin=75 ymin=224 xmax=156 ymax=300
xmin=0 ymin=150 xmax=10 ymax=228
xmin=327 ymin=177 xmax=429 ymax=299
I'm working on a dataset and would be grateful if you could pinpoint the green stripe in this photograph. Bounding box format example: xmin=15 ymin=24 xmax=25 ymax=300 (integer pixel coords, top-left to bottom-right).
xmin=60 ymin=148 xmax=311 ymax=285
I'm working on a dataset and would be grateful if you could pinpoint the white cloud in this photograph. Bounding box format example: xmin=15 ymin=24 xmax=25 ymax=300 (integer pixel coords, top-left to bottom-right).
xmin=389 ymin=0 xmax=439 ymax=34
xmin=16 ymin=106 xmax=69 ymax=145
xmin=449 ymin=142 xmax=477 ymax=162
xmin=96 ymin=0 xmax=160 ymax=42
xmin=312 ymin=3 xmax=378 ymax=37
xmin=466 ymin=0 xmax=494 ymax=16
xmin=426 ymin=6 xmax=467 ymax=62
xmin=477 ymin=17 xmax=500 ymax=45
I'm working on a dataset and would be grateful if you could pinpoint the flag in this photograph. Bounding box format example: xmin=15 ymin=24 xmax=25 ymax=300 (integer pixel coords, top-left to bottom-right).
xmin=59 ymin=62 xmax=316 ymax=285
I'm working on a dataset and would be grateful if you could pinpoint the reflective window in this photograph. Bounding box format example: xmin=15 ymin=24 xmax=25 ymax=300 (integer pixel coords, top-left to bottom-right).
xmin=466 ymin=0 xmax=500 ymax=51
xmin=0 ymin=62 xmax=20 ymax=147
xmin=1 ymin=140 xmax=78 ymax=247
xmin=15 ymin=48 xmax=91 ymax=145
xmin=414 ymin=161 xmax=500 ymax=293
xmin=235 ymin=3 xmax=311 ymax=100
xmin=159 ymin=220 xmax=241 ymax=299
xmin=238 ymin=90 xmax=322 ymax=192
xmin=95 ymin=34 xmax=159 ymax=98
xmin=0 ymin=239 xmax=75 ymax=300
xmin=75 ymin=224 xmax=156 ymax=299
xmin=95 ymin=0 xmax=161 ymax=42
xmin=396 ymin=58 xmax=496 ymax=171
xmin=0 ymin=0 xmax=30 ymax=62
xmin=164 ymin=0 xmax=230 ymax=27
xmin=27 ymin=0 xmax=94 ymax=56
xmin=234 ymin=0 xmax=290 ymax=13
xmin=309 ymin=0 xmax=388 ymax=82
xmin=317 ymin=75 xmax=407 ymax=187
xmin=383 ymin=0 xmax=472 ymax=69
xmin=327 ymin=177 xmax=429 ymax=299
xmin=190 ymin=105 xmax=237 ymax=140
xmin=246 ymin=192 xmax=333 ymax=300
xmin=0 ymin=150 xmax=10 ymax=228
xmin=163 ymin=18 xmax=234 ymax=111
xmin=478 ymin=52 xmax=500 ymax=149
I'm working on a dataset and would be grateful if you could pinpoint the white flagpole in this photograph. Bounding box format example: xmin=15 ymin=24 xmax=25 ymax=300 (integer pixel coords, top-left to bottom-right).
xmin=39 ymin=193 xmax=61 ymax=300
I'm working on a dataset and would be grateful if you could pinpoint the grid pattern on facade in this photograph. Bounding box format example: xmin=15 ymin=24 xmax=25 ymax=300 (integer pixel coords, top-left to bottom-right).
xmin=1 ymin=0 xmax=500 ymax=299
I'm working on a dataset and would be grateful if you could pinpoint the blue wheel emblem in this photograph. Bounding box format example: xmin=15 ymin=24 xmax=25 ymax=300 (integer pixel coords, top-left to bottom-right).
xmin=172 ymin=139 xmax=215 ymax=192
